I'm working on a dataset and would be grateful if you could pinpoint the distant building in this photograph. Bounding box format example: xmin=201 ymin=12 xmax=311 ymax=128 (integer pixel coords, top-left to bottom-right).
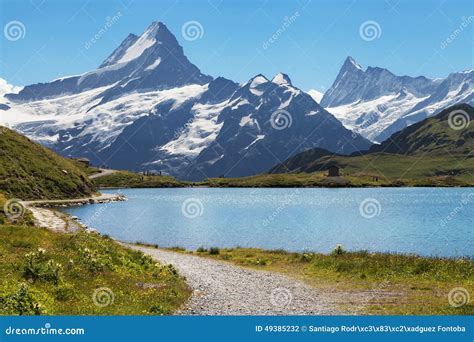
xmin=75 ymin=157 xmax=91 ymax=167
xmin=327 ymin=165 xmax=340 ymax=177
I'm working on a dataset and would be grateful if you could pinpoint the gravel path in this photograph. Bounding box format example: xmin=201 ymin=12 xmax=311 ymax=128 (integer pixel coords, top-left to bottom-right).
xmin=128 ymin=245 xmax=365 ymax=315
xmin=23 ymin=193 xmax=125 ymax=233
xmin=22 ymin=193 xmax=124 ymax=207
xmin=89 ymin=168 xmax=118 ymax=179
xmin=28 ymin=207 xmax=83 ymax=232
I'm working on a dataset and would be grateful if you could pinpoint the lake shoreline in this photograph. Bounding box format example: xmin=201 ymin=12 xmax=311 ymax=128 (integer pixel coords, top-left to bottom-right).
xmin=25 ymin=197 xmax=472 ymax=315
xmin=63 ymin=187 xmax=474 ymax=259
xmin=91 ymin=170 xmax=474 ymax=189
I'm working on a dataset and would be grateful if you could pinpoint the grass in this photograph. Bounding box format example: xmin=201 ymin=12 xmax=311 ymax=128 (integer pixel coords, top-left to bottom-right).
xmin=89 ymin=154 xmax=474 ymax=189
xmin=0 ymin=224 xmax=190 ymax=315
xmin=0 ymin=127 xmax=94 ymax=200
xmin=173 ymin=246 xmax=473 ymax=315
xmin=92 ymin=170 xmax=188 ymax=188
xmin=201 ymin=153 xmax=474 ymax=187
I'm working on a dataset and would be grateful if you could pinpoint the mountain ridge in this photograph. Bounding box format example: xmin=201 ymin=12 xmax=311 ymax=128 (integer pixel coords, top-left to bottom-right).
xmin=322 ymin=57 xmax=473 ymax=142
xmin=0 ymin=21 xmax=371 ymax=181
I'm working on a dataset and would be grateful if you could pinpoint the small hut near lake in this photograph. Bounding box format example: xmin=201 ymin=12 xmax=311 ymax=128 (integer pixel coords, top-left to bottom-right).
xmin=327 ymin=165 xmax=340 ymax=177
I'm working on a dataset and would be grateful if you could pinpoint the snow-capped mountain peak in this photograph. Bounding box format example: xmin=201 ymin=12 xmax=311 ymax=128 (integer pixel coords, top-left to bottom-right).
xmin=342 ymin=56 xmax=363 ymax=72
xmin=6 ymin=21 xmax=211 ymax=103
xmin=101 ymin=21 xmax=177 ymax=67
xmin=321 ymin=56 xmax=438 ymax=108
xmin=248 ymin=74 xmax=269 ymax=87
xmin=322 ymin=57 xmax=473 ymax=142
xmin=99 ymin=33 xmax=139 ymax=68
xmin=272 ymin=73 xmax=292 ymax=86
xmin=307 ymin=89 xmax=324 ymax=103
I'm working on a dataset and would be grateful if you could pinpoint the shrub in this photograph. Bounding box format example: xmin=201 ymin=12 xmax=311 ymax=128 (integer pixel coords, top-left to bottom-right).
xmin=209 ymin=247 xmax=220 ymax=255
xmin=196 ymin=247 xmax=208 ymax=253
xmin=23 ymin=248 xmax=62 ymax=284
xmin=78 ymin=247 xmax=107 ymax=274
xmin=54 ymin=284 xmax=76 ymax=301
xmin=413 ymin=260 xmax=432 ymax=275
xmin=300 ymin=253 xmax=314 ymax=262
xmin=43 ymin=260 xmax=62 ymax=285
xmin=149 ymin=304 xmax=165 ymax=314
xmin=331 ymin=244 xmax=347 ymax=256
xmin=3 ymin=283 xmax=42 ymax=315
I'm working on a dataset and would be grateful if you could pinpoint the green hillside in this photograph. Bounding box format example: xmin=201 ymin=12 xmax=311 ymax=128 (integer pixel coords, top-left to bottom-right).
xmin=0 ymin=127 xmax=94 ymax=200
xmin=370 ymin=103 xmax=473 ymax=155
xmin=264 ymin=104 xmax=474 ymax=186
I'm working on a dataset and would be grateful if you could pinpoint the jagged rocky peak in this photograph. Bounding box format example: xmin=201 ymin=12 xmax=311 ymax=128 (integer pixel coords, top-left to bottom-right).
xmin=320 ymin=56 xmax=438 ymax=108
xmin=99 ymin=33 xmax=138 ymax=68
xmin=99 ymin=21 xmax=180 ymax=68
xmin=341 ymin=56 xmax=363 ymax=72
xmin=248 ymin=74 xmax=269 ymax=87
xmin=271 ymin=72 xmax=292 ymax=86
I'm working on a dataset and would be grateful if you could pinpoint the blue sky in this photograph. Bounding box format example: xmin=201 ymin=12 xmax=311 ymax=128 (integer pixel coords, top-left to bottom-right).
xmin=0 ymin=0 xmax=472 ymax=91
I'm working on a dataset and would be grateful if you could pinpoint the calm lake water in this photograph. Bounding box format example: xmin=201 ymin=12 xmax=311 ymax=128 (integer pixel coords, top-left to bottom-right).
xmin=62 ymin=188 xmax=474 ymax=258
